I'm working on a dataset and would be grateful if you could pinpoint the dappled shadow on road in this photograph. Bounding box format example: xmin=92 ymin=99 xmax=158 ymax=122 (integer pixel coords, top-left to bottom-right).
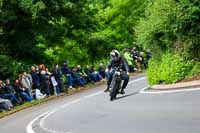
xmin=114 ymin=91 xmax=139 ymax=101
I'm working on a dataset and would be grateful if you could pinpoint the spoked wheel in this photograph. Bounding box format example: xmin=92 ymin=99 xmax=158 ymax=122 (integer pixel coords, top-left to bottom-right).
xmin=110 ymin=82 xmax=120 ymax=101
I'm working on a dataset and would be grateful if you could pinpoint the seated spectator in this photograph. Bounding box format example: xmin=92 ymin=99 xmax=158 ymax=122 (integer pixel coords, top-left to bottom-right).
xmin=20 ymin=74 xmax=33 ymax=99
xmin=0 ymin=98 xmax=13 ymax=112
xmin=0 ymin=80 xmax=20 ymax=105
xmin=91 ymin=66 xmax=102 ymax=81
xmin=71 ymin=66 xmax=86 ymax=87
xmin=14 ymin=80 xmax=32 ymax=102
xmin=5 ymin=79 xmax=17 ymax=95
xmin=98 ymin=63 xmax=110 ymax=80
xmin=23 ymin=72 xmax=33 ymax=87
xmin=5 ymin=79 xmax=22 ymax=104
xmin=84 ymin=65 xmax=98 ymax=82
xmin=77 ymin=65 xmax=89 ymax=82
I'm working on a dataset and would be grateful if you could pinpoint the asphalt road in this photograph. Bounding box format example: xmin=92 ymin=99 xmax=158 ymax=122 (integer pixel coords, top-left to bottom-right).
xmin=0 ymin=74 xmax=200 ymax=133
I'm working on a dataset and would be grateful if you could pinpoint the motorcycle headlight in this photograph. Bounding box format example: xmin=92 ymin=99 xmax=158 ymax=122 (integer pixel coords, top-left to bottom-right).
xmin=116 ymin=72 xmax=120 ymax=75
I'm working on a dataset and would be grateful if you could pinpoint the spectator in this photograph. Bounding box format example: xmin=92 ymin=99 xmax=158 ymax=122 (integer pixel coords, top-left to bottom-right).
xmin=0 ymin=98 xmax=13 ymax=111
xmin=5 ymin=79 xmax=17 ymax=96
xmin=124 ymin=49 xmax=135 ymax=72
xmin=77 ymin=65 xmax=88 ymax=81
xmin=98 ymin=63 xmax=109 ymax=80
xmin=138 ymin=52 xmax=147 ymax=69
xmin=23 ymin=72 xmax=33 ymax=87
xmin=131 ymin=47 xmax=141 ymax=71
xmin=40 ymin=70 xmax=51 ymax=96
xmin=5 ymin=79 xmax=22 ymax=104
xmin=14 ymin=80 xmax=32 ymax=102
xmin=20 ymin=74 xmax=33 ymax=99
xmin=71 ymin=66 xmax=86 ymax=87
xmin=84 ymin=65 xmax=97 ymax=82
xmin=0 ymin=80 xmax=20 ymax=105
xmin=31 ymin=66 xmax=41 ymax=90
xmin=53 ymin=64 xmax=65 ymax=93
xmin=91 ymin=66 xmax=102 ymax=81
xmin=61 ymin=61 xmax=74 ymax=89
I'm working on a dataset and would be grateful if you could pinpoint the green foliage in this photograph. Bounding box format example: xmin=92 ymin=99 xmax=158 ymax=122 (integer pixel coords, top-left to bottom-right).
xmin=136 ymin=0 xmax=200 ymax=57
xmin=0 ymin=55 xmax=30 ymax=80
xmin=189 ymin=62 xmax=200 ymax=77
xmin=147 ymin=53 xmax=196 ymax=85
xmin=136 ymin=0 xmax=200 ymax=84
xmin=94 ymin=0 xmax=146 ymax=50
xmin=136 ymin=0 xmax=177 ymax=51
xmin=0 ymin=0 xmax=200 ymax=83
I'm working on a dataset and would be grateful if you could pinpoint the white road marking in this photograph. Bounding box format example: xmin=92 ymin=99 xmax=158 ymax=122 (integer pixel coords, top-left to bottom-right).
xmin=60 ymin=99 xmax=81 ymax=108
xmin=84 ymin=91 xmax=103 ymax=99
xmin=129 ymin=77 xmax=146 ymax=84
xmin=40 ymin=109 xmax=60 ymax=133
xmin=26 ymin=111 xmax=50 ymax=133
xmin=27 ymin=98 xmax=81 ymax=133
xmin=27 ymin=76 xmax=147 ymax=133
xmin=140 ymin=87 xmax=200 ymax=94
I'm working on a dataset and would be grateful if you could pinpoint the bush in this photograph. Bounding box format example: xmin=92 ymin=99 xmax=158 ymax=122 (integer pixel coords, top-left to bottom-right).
xmin=147 ymin=53 xmax=194 ymax=85
xmin=0 ymin=55 xmax=30 ymax=81
xmin=189 ymin=62 xmax=200 ymax=77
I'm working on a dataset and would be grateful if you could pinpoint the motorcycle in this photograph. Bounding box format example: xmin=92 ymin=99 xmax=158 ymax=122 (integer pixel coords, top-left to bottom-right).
xmin=109 ymin=67 xmax=123 ymax=101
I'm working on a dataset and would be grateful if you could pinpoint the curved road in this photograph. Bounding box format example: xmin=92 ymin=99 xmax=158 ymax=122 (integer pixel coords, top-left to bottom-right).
xmin=0 ymin=74 xmax=200 ymax=133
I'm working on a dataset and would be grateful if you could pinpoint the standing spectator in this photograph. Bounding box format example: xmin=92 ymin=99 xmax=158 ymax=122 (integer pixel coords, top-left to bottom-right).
xmin=138 ymin=52 xmax=147 ymax=69
xmin=98 ymin=63 xmax=109 ymax=80
xmin=31 ymin=66 xmax=41 ymax=90
xmin=61 ymin=61 xmax=73 ymax=89
xmin=40 ymin=70 xmax=51 ymax=96
xmin=38 ymin=64 xmax=45 ymax=85
xmin=124 ymin=49 xmax=135 ymax=72
xmin=53 ymin=64 xmax=65 ymax=93
xmin=131 ymin=47 xmax=141 ymax=71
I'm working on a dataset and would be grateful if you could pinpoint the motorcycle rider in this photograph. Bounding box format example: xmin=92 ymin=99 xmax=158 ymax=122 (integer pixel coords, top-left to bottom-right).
xmin=104 ymin=50 xmax=129 ymax=94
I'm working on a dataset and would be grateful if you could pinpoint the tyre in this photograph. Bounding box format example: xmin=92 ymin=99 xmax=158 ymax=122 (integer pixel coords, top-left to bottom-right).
xmin=110 ymin=82 xmax=120 ymax=101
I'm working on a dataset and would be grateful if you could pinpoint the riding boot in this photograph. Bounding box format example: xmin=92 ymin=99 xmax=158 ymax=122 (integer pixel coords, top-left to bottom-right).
xmin=120 ymin=88 xmax=125 ymax=95
xmin=104 ymin=86 xmax=110 ymax=92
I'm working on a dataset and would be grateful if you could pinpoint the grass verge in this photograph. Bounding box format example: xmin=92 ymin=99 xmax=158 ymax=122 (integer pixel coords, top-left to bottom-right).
xmin=0 ymin=72 xmax=142 ymax=119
